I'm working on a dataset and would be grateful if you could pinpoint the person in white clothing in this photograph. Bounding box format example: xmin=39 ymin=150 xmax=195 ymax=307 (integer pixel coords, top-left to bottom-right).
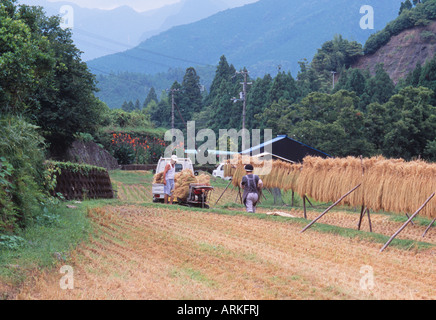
xmin=163 ymin=155 xmax=177 ymax=204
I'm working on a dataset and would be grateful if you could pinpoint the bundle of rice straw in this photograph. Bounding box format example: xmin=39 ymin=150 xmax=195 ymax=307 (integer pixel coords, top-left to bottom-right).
xmin=173 ymin=169 xmax=197 ymax=199
xmin=297 ymin=155 xmax=436 ymax=218
xmin=224 ymin=154 xmax=302 ymax=191
xmin=196 ymin=173 xmax=211 ymax=186
xmin=153 ymin=172 xmax=165 ymax=184
xmin=282 ymin=163 xmax=303 ymax=192
xmin=173 ymin=169 xmax=211 ymax=200
xmin=296 ymin=156 xmax=365 ymax=207
xmin=225 ymin=153 xmax=436 ymax=219
xmin=362 ymin=158 xmax=436 ymax=218
xmin=224 ymin=160 xmax=236 ymax=178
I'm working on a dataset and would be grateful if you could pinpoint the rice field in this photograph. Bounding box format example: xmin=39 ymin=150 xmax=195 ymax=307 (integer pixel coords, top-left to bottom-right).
xmin=15 ymin=205 xmax=436 ymax=300
xmin=112 ymin=170 xmax=436 ymax=246
xmin=113 ymin=170 xmax=239 ymax=207
xmin=5 ymin=169 xmax=436 ymax=300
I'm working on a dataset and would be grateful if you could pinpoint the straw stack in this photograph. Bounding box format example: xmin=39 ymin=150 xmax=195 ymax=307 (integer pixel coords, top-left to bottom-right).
xmin=173 ymin=169 xmax=197 ymax=199
xmin=334 ymin=156 xmax=365 ymax=207
xmin=224 ymin=155 xmax=302 ymax=192
xmin=223 ymin=154 xmax=436 ymax=218
xmin=298 ymin=156 xmax=436 ymax=218
xmin=196 ymin=173 xmax=211 ymax=186
xmin=362 ymin=158 xmax=436 ymax=218
xmin=361 ymin=157 xmax=400 ymax=212
xmin=295 ymin=156 xmax=363 ymax=204
xmin=173 ymin=169 xmax=211 ymax=200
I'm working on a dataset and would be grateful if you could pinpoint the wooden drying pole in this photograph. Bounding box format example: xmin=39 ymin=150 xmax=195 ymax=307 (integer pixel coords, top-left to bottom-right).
xmin=405 ymin=213 xmax=415 ymax=226
xmin=306 ymin=196 xmax=314 ymax=207
xmin=357 ymin=205 xmax=365 ymax=230
xmin=355 ymin=155 xmax=373 ymax=232
xmin=366 ymin=208 xmax=373 ymax=232
xmin=357 ymin=206 xmax=373 ymax=232
xmin=380 ymin=192 xmax=435 ymax=252
xmin=300 ymin=184 xmax=362 ymax=233
xmin=237 ymin=186 xmax=243 ymax=204
xmin=422 ymin=218 xmax=436 ymax=238
xmin=214 ymin=179 xmax=233 ymax=206
xmin=302 ymin=195 xmax=314 ymax=219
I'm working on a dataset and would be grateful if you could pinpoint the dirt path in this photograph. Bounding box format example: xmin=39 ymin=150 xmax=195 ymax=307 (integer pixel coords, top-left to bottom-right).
xmin=15 ymin=205 xmax=436 ymax=300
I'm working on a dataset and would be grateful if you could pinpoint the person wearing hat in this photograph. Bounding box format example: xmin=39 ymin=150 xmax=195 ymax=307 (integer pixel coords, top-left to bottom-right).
xmin=240 ymin=164 xmax=263 ymax=213
xmin=163 ymin=155 xmax=178 ymax=204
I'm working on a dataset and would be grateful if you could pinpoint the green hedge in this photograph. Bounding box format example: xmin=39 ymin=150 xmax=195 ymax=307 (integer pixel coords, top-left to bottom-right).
xmin=45 ymin=160 xmax=107 ymax=176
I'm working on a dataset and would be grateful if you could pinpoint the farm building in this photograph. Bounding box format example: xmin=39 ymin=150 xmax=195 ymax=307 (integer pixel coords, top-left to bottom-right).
xmin=241 ymin=135 xmax=331 ymax=163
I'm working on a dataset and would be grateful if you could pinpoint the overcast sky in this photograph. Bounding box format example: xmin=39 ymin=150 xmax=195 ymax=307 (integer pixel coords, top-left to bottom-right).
xmin=45 ymin=0 xmax=181 ymax=11
xmin=44 ymin=0 xmax=257 ymax=12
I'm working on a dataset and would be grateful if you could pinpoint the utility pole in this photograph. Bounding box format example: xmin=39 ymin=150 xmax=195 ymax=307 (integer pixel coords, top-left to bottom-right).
xmin=331 ymin=71 xmax=337 ymax=90
xmin=169 ymin=88 xmax=179 ymax=141
xmin=235 ymin=70 xmax=252 ymax=151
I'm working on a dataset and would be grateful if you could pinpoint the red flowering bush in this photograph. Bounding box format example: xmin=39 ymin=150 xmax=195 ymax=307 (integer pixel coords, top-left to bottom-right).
xmin=110 ymin=133 xmax=167 ymax=165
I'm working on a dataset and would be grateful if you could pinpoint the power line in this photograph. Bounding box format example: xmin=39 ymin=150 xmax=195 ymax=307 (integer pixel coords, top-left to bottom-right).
xmin=75 ymin=30 xmax=213 ymax=103
xmin=77 ymin=37 xmax=174 ymax=69
xmin=68 ymin=30 xmax=220 ymax=119
xmin=73 ymin=27 xmax=215 ymax=68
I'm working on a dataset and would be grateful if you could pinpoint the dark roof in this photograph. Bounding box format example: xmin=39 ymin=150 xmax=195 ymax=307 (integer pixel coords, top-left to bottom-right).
xmin=241 ymin=135 xmax=331 ymax=163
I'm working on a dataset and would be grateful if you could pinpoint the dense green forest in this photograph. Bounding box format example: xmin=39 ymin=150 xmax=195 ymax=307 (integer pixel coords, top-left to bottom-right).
xmin=0 ymin=0 xmax=99 ymax=233
xmin=94 ymin=66 xmax=215 ymax=109
xmin=0 ymin=0 xmax=161 ymax=233
xmin=1 ymin=0 xmax=436 ymax=235
xmin=141 ymin=54 xmax=436 ymax=161
xmin=92 ymin=0 xmax=405 ymax=108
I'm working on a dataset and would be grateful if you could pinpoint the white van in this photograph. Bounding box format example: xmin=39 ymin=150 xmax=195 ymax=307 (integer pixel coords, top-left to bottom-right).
xmin=152 ymin=157 xmax=194 ymax=202
xmin=212 ymin=163 xmax=231 ymax=180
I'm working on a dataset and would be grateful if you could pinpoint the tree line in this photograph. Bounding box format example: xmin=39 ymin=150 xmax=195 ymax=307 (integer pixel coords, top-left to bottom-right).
xmin=138 ymin=35 xmax=436 ymax=162
xmin=0 ymin=0 xmax=139 ymax=232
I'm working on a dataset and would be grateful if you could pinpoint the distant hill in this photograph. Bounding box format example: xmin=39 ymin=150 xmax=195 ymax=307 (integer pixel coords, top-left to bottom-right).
xmin=17 ymin=0 xmax=255 ymax=61
xmin=139 ymin=0 xmax=229 ymax=42
xmin=17 ymin=0 xmax=153 ymax=61
xmin=87 ymin=0 xmax=403 ymax=77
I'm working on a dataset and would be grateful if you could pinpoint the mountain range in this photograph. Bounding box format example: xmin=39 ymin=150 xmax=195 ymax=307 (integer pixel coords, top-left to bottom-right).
xmin=17 ymin=0 xmax=256 ymax=61
xmin=87 ymin=0 xmax=404 ymax=78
